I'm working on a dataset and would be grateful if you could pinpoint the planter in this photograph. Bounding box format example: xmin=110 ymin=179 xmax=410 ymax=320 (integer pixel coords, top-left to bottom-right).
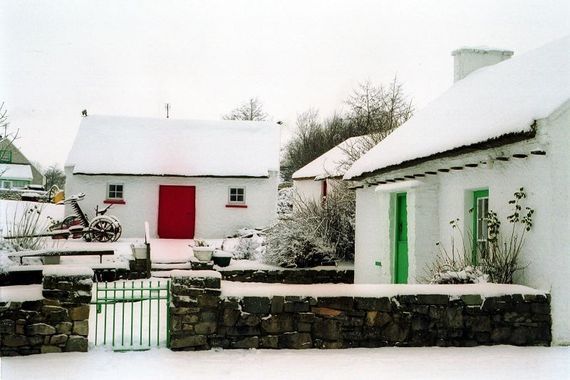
xmin=131 ymin=243 xmax=148 ymax=260
xmin=212 ymin=251 xmax=233 ymax=267
xmin=192 ymin=246 xmax=214 ymax=262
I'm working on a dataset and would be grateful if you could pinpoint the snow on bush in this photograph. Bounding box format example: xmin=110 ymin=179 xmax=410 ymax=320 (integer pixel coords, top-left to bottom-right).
xmin=0 ymin=239 xmax=18 ymax=274
xmin=277 ymin=187 xmax=293 ymax=217
xmin=227 ymin=228 xmax=267 ymax=261
xmin=264 ymin=182 xmax=355 ymax=268
xmin=430 ymin=266 xmax=488 ymax=285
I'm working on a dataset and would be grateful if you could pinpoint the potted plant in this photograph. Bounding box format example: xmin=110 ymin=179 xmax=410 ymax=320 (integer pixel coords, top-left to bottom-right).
xmin=212 ymin=251 xmax=233 ymax=267
xmin=191 ymin=239 xmax=214 ymax=262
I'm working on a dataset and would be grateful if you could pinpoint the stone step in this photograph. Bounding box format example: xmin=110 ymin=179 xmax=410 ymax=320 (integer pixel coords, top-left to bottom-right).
xmin=151 ymin=262 xmax=192 ymax=271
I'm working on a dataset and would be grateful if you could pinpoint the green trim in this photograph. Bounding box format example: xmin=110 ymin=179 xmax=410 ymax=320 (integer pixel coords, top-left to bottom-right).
xmin=394 ymin=193 xmax=408 ymax=284
xmin=0 ymin=150 xmax=12 ymax=163
xmin=472 ymin=189 xmax=489 ymax=264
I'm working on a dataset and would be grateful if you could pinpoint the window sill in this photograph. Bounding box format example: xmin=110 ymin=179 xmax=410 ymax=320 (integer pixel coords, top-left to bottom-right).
xmin=104 ymin=199 xmax=126 ymax=205
xmin=225 ymin=204 xmax=248 ymax=208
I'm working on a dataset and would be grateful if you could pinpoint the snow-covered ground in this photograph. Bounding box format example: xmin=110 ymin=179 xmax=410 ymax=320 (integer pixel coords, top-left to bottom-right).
xmin=1 ymin=346 xmax=568 ymax=380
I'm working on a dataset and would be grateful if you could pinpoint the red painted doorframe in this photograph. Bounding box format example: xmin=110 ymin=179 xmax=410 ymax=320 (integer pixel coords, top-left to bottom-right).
xmin=157 ymin=185 xmax=196 ymax=239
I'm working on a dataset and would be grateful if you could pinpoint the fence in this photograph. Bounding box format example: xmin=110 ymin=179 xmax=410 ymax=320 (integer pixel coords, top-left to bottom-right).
xmin=91 ymin=279 xmax=170 ymax=351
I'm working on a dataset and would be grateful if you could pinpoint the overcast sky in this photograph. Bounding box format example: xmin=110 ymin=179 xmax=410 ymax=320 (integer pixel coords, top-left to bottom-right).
xmin=1 ymin=0 xmax=569 ymax=169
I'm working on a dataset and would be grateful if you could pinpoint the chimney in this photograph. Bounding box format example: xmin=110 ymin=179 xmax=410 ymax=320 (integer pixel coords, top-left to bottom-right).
xmin=452 ymin=47 xmax=513 ymax=82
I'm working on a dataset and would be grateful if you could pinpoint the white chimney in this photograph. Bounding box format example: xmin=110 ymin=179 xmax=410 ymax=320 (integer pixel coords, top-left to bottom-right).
xmin=452 ymin=47 xmax=513 ymax=82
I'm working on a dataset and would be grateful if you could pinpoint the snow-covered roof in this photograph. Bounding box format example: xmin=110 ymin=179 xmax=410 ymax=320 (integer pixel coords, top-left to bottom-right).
xmin=66 ymin=115 xmax=281 ymax=177
xmin=292 ymin=136 xmax=368 ymax=180
xmin=345 ymin=36 xmax=570 ymax=180
xmin=0 ymin=164 xmax=33 ymax=181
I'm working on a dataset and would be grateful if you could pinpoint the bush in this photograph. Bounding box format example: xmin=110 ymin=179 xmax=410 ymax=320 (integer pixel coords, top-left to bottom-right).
xmin=264 ymin=182 xmax=355 ymax=268
xmin=423 ymin=219 xmax=488 ymax=284
xmin=4 ymin=203 xmax=48 ymax=251
xmin=481 ymin=188 xmax=534 ymax=283
xmin=277 ymin=187 xmax=293 ymax=218
xmin=425 ymin=188 xmax=534 ymax=284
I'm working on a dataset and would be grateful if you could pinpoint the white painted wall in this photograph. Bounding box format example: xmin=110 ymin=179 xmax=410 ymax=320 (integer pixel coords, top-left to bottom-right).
xmin=293 ymin=178 xmax=343 ymax=208
xmin=354 ymin=187 xmax=392 ymax=284
xmin=353 ymin=102 xmax=570 ymax=344
xmin=293 ymin=179 xmax=322 ymax=205
xmin=64 ymin=170 xmax=279 ymax=239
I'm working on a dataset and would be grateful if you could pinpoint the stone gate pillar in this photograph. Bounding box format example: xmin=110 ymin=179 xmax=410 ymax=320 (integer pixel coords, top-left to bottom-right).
xmin=169 ymin=270 xmax=221 ymax=351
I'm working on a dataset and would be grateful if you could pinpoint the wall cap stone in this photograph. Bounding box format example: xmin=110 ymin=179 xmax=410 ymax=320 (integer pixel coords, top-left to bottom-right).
xmin=43 ymin=266 xmax=94 ymax=278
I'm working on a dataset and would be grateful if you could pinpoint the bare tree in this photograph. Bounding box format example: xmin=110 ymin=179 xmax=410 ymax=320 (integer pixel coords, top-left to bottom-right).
xmin=44 ymin=164 xmax=66 ymax=191
xmin=345 ymin=77 xmax=413 ymax=138
xmin=223 ymin=97 xmax=268 ymax=121
xmin=0 ymin=102 xmax=9 ymax=139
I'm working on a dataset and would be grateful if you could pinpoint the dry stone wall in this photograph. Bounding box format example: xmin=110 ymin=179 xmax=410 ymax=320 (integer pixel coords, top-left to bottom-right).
xmin=0 ymin=268 xmax=93 ymax=356
xmin=169 ymin=271 xmax=551 ymax=350
xmin=218 ymin=268 xmax=354 ymax=284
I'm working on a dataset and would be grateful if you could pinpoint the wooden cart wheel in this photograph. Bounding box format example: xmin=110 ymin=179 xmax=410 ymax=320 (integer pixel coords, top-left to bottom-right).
xmin=108 ymin=216 xmax=122 ymax=242
xmin=89 ymin=217 xmax=118 ymax=242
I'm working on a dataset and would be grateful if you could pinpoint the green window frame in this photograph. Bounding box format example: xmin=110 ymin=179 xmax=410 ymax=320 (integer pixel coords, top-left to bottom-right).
xmin=472 ymin=189 xmax=489 ymax=264
xmin=0 ymin=150 xmax=12 ymax=163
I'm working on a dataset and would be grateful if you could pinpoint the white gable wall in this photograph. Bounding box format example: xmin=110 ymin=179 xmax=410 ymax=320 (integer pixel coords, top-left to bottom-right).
xmin=354 ymin=104 xmax=570 ymax=344
xmin=293 ymin=178 xmax=344 ymax=209
xmin=64 ymin=169 xmax=279 ymax=239
xmin=293 ymin=179 xmax=323 ymax=205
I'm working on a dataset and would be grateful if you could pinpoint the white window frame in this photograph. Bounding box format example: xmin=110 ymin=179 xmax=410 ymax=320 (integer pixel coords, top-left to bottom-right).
xmin=107 ymin=183 xmax=124 ymax=200
xmin=228 ymin=186 xmax=246 ymax=205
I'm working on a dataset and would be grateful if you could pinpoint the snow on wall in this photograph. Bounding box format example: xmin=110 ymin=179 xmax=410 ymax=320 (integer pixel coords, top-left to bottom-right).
xmin=345 ymin=36 xmax=570 ymax=180
xmin=353 ymin=103 xmax=570 ymax=344
xmin=66 ymin=115 xmax=281 ymax=177
xmin=64 ymin=170 xmax=279 ymax=239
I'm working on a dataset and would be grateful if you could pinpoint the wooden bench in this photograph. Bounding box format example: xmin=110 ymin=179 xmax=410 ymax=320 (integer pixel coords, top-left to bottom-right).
xmin=9 ymin=248 xmax=115 ymax=265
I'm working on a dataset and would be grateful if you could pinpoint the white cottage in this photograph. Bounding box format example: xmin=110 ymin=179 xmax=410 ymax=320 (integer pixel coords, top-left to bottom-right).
xmin=292 ymin=136 xmax=367 ymax=203
xmin=344 ymin=37 xmax=570 ymax=344
xmin=65 ymin=115 xmax=280 ymax=239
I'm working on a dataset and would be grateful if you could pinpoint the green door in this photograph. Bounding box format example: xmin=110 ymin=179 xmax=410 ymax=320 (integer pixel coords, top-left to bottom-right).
xmin=472 ymin=189 xmax=489 ymax=264
xmin=395 ymin=193 xmax=408 ymax=284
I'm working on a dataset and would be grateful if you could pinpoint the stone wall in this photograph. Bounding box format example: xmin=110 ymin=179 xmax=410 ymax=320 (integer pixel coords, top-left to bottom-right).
xmin=218 ymin=268 xmax=353 ymax=284
xmin=0 ymin=267 xmax=93 ymax=356
xmin=169 ymin=271 xmax=551 ymax=350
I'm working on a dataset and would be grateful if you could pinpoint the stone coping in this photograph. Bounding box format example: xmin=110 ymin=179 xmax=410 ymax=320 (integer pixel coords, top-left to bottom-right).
xmin=171 ymin=270 xmax=221 ymax=279
xmin=43 ymin=266 xmax=94 ymax=277
xmin=220 ymin=282 xmax=546 ymax=299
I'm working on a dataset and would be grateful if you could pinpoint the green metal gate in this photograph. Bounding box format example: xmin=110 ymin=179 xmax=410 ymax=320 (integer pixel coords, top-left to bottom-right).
xmin=91 ymin=280 xmax=171 ymax=351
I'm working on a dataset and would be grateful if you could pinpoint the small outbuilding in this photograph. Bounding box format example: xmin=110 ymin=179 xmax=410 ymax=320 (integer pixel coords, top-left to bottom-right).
xmin=292 ymin=135 xmax=367 ymax=204
xmin=344 ymin=37 xmax=570 ymax=343
xmin=65 ymin=115 xmax=281 ymax=239
xmin=0 ymin=138 xmax=45 ymax=189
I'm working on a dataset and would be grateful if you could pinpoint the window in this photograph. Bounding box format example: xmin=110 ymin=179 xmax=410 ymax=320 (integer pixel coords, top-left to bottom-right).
xmin=1 ymin=180 xmax=12 ymax=189
xmin=107 ymin=184 xmax=124 ymax=200
xmin=0 ymin=151 xmax=12 ymax=163
xmin=228 ymin=187 xmax=246 ymax=204
xmin=472 ymin=189 xmax=489 ymax=263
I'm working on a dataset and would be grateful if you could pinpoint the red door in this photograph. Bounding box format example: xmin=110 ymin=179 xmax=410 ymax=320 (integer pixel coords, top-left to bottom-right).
xmin=158 ymin=185 xmax=196 ymax=238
